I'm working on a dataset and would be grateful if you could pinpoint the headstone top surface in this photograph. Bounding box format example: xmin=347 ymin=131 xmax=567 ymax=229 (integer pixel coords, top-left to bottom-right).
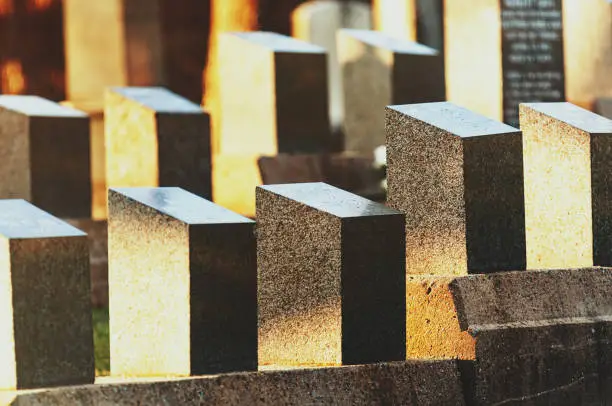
xmin=340 ymin=29 xmax=438 ymax=55
xmin=0 ymin=200 xmax=85 ymax=239
xmin=388 ymin=102 xmax=519 ymax=138
xmin=112 ymin=187 xmax=253 ymax=225
xmin=230 ymin=32 xmax=326 ymax=53
xmin=259 ymin=182 xmax=400 ymax=218
xmin=522 ymin=102 xmax=612 ymax=133
xmin=110 ymin=87 xmax=204 ymax=114
xmin=0 ymin=95 xmax=87 ymax=117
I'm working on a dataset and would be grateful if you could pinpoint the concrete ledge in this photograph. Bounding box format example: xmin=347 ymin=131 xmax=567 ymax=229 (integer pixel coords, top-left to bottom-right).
xmin=1 ymin=361 xmax=464 ymax=406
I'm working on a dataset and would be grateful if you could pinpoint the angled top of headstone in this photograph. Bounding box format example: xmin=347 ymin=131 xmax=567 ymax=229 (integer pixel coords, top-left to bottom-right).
xmin=0 ymin=95 xmax=87 ymax=118
xmin=259 ymin=182 xmax=399 ymax=218
xmin=339 ymin=29 xmax=438 ymax=55
xmin=0 ymin=200 xmax=86 ymax=239
xmin=229 ymin=32 xmax=326 ymax=53
xmin=109 ymin=87 xmax=204 ymax=114
xmin=521 ymin=102 xmax=612 ymax=134
xmin=388 ymin=102 xmax=519 ymax=138
xmin=112 ymin=187 xmax=253 ymax=225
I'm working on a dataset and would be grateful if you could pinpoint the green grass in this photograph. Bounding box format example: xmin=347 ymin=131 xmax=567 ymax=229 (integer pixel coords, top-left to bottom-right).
xmin=92 ymin=307 xmax=110 ymax=376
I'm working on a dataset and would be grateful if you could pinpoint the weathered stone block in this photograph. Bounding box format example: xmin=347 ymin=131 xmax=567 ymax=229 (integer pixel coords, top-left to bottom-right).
xmin=257 ymin=182 xmax=405 ymax=366
xmin=2 ymin=360 xmax=465 ymax=406
xmin=0 ymin=96 xmax=91 ymax=219
xmin=108 ymin=187 xmax=256 ymax=376
xmin=386 ymin=102 xmax=525 ymax=275
xmin=406 ymin=267 xmax=612 ymax=405
xmin=339 ymin=29 xmax=445 ymax=154
xmin=217 ymin=32 xmax=331 ymax=156
xmin=520 ymin=102 xmax=612 ymax=269
xmin=105 ymin=87 xmax=212 ymax=200
xmin=0 ymin=200 xmax=93 ymax=390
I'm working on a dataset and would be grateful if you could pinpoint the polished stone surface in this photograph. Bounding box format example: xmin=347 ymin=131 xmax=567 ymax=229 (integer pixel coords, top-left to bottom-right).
xmin=257 ymin=182 xmax=405 ymax=366
xmin=105 ymin=87 xmax=212 ymax=201
xmin=339 ymin=31 xmax=445 ymax=154
xmin=0 ymin=96 xmax=91 ymax=219
xmin=386 ymin=102 xmax=525 ymax=275
xmin=0 ymin=200 xmax=93 ymax=390
xmin=231 ymin=32 xmax=326 ymax=53
xmin=109 ymin=187 xmax=256 ymax=376
xmin=520 ymin=102 xmax=612 ymax=268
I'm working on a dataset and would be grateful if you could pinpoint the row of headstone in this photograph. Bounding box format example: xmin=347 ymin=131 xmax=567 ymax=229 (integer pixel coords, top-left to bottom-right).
xmin=3 ymin=99 xmax=612 ymax=390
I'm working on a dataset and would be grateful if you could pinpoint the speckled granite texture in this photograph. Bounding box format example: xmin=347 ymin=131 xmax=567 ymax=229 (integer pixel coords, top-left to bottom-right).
xmin=406 ymin=267 xmax=612 ymax=405
xmin=257 ymin=182 xmax=405 ymax=366
xmin=217 ymin=32 xmax=331 ymax=156
xmin=105 ymin=87 xmax=212 ymax=201
xmin=339 ymin=29 xmax=445 ymax=154
xmin=0 ymin=200 xmax=93 ymax=390
xmin=2 ymin=360 xmax=465 ymax=406
xmin=108 ymin=187 xmax=256 ymax=377
xmin=520 ymin=102 xmax=612 ymax=269
xmin=0 ymin=96 xmax=91 ymax=218
xmin=386 ymin=102 xmax=525 ymax=275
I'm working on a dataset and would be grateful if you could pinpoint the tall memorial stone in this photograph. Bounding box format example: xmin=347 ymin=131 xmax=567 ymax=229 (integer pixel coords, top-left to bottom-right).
xmin=108 ymin=187 xmax=257 ymax=376
xmin=0 ymin=200 xmax=93 ymax=389
xmin=0 ymin=96 xmax=91 ymax=219
xmin=338 ymin=29 xmax=445 ymax=154
xmin=520 ymin=102 xmax=612 ymax=269
xmin=257 ymin=182 xmax=405 ymax=366
xmin=372 ymin=0 xmax=417 ymax=41
xmin=292 ymin=1 xmax=372 ymax=130
xmin=386 ymin=102 xmax=526 ymax=275
xmin=105 ymin=87 xmax=212 ymax=200
xmin=446 ymin=0 xmax=612 ymax=125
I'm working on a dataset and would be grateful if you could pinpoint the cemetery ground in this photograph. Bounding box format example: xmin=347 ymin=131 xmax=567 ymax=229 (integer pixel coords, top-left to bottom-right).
xmin=92 ymin=308 xmax=110 ymax=376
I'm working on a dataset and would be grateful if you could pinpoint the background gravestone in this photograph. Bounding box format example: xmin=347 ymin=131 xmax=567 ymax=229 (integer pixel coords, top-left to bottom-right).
xmin=372 ymin=0 xmax=417 ymax=41
xmin=386 ymin=102 xmax=526 ymax=275
xmin=338 ymin=29 xmax=445 ymax=155
xmin=105 ymin=87 xmax=212 ymax=209
xmin=0 ymin=200 xmax=93 ymax=390
xmin=292 ymin=0 xmax=372 ymax=131
xmin=0 ymin=95 xmax=90 ymax=219
xmin=520 ymin=102 xmax=612 ymax=269
xmin=257 ymin=182 xmax=405 ymax=366
xmin=109 ymin=187 xmax=256 ymax=376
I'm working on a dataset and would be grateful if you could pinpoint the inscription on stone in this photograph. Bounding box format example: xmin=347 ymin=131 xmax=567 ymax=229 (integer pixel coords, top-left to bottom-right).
xmin=501 ymin=0 xmax=565 ymax=127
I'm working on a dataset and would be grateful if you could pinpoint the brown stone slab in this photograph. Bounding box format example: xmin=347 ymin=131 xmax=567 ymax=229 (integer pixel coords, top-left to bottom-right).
xmin=520 ymin=102 xmax=612 ymax=269
xmin=0 ymin=96 xmax=91 ymax=219
xmin=105 ymin=87 xmax=212 ymax=200
xmin=339 ymin=29 xmax=445 ymax=154
xmin=217 ymin=32 xmax=331 ymax=156
xmin=2 ymin=361 xmax=465 ymax=406
xmin=0 ymin=200 xmax=93 ymax=390
xmin=257 ymin=182 xmax=405 ymax=366
xmin=386 ymin=102 xmax=526 ymax=275
xmin=406 ymin=267 xmax=612 ymax=405
xmin=108 ymin=187 xmax=256 ymax=376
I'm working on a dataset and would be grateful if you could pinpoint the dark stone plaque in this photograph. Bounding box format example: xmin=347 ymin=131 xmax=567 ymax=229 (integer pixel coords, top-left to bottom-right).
xmin=500 ymin=0 xmax=565 ymax=127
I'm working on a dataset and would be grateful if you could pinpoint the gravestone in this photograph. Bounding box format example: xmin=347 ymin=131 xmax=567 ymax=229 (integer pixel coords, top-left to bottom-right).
xmin=105 ymin=87 xmax=212 ymax=200
xmin=257 ymin=182 xmax=405 ymax=366
xmin=215 ymin=32 xmax=332 ymax=216
xmin=446 ymin=0 xmax=612 ymax=126
xmin=338 ymin=29 xmax=445 ymax=154
xmin=520 ymin=102 xmax=612 ymax=269
xmin=63 ymin=0 xmax=165 ymax=219
xmin=292 ymin=1 xmax=372 ymax=129
xmin=108 ymin=187 xmax=256 ymax=376
xmin=0 ymin=95 xmax=91 ymax=219
xmin=372 ymin=0 xmax=417 ymax=41
xmin=386 ymin=102 xmax=526 ymax=275
xmin=0 ymin=200 xmax=93 ymax=389
xmin=217 ymin=32 xmax=331 ymax=155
